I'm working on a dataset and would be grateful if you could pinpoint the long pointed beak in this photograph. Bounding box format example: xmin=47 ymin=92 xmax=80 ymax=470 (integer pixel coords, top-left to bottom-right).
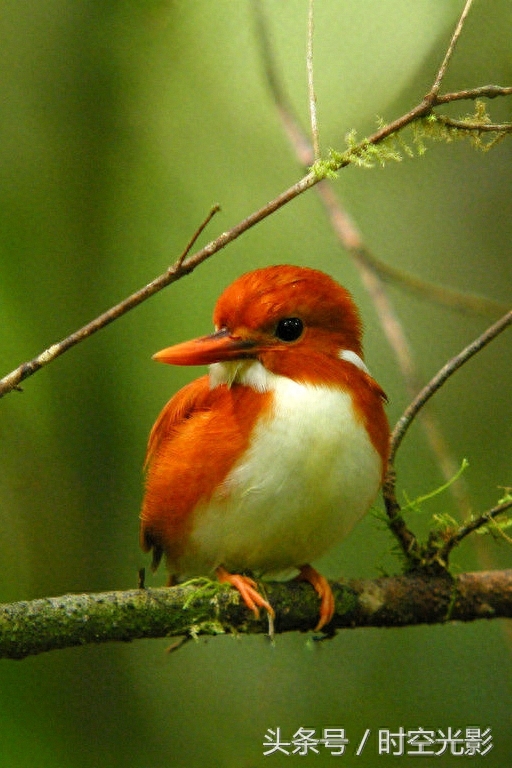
xmin=152 ymin=328 xmax=257 ymax=366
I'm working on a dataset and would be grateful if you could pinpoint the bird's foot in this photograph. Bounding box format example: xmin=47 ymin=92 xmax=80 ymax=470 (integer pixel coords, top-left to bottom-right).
xmin=296 ymin=564 xmax=335 ymax=631
xmin=216 ymin=566 xmax=275 ymax=621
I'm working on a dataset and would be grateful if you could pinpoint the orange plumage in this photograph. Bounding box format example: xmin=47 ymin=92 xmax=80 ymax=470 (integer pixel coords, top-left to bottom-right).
xmin=140 ymin=265 xmax=389 ymax=630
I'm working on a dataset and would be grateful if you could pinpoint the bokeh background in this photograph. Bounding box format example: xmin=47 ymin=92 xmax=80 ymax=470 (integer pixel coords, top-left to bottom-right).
xmin=1 ymin=1 xmax=511 ymax=766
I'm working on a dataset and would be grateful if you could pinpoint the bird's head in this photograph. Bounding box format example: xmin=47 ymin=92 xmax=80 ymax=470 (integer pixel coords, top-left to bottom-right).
xmin=153 ymin=265 xmax=366 ymax=385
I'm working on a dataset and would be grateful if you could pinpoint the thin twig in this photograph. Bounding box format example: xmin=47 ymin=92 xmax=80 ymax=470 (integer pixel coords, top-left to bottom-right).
xmin=390 ymin=308 xmax=512 ymax=464
xmin=252 ymin=0 xmax=312 ymax=165
xmin=307 ymin=0 xmax=320 ymax=159
xmin=429 ymin=0 xmax=475 ymax=99
xmin=436 ymin=84 xmax=512 ymax=104
xmin=441 ymin=498 xmax=512 ymax=562
xmin=175 ymin=203 xmax=221 ymax=269
xmin=363 ymin=253 xmax=508 ymax=317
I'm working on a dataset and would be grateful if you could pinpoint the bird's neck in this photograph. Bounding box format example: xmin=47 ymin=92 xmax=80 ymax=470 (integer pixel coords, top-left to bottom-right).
xmin=209 ymin=348 xmax=370 ymax=393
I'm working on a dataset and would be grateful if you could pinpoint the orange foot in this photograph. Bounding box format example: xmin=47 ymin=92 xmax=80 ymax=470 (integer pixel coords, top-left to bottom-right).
xmin=216 ymin=566 xmax=275 ymax=621
xmin=296 ymin=564 xmax=335 ymax=631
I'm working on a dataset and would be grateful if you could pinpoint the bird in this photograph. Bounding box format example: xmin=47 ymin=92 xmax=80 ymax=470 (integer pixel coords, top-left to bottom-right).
xmin=140 ymin=265 xmax=389 ymax=631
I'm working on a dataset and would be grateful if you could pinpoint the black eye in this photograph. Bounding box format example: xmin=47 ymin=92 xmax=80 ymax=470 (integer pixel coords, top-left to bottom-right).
xmin=275 ymin=317 xmax=304 ymax=342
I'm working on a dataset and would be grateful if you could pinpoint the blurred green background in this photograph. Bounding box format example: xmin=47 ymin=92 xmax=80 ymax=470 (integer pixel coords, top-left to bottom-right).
xmin=1 ymin=1 xmax=511 ymax=766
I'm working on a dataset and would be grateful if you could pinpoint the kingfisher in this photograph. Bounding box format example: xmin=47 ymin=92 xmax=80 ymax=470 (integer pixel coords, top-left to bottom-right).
xmin=140 ymin=265 xmax=389 ymax=630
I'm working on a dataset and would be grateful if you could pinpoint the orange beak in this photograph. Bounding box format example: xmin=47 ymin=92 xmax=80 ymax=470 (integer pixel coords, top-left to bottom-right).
xmin=153 ymin=329 xmax=258 ymax=366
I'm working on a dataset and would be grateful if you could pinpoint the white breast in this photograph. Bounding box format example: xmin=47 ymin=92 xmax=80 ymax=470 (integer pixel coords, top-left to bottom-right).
xmin=181 ymin=361 xmax=382 ymax=577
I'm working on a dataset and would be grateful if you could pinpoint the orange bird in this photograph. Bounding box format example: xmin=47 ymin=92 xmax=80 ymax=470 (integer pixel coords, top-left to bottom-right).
xmin=140 ymin=265 xmax=389 ymax=631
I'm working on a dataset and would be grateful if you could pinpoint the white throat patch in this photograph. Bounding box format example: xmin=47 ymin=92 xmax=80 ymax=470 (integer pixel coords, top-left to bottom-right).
xmin=209 ymin=359 xmax=276 ymax=392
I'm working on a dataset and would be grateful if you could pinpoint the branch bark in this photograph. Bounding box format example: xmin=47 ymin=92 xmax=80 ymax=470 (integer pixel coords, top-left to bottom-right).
xmin=1 ymin=570 xmax=511 ymax=660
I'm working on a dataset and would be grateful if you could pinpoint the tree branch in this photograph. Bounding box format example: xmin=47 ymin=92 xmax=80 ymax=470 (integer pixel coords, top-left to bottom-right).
xmin=306 ymin=0 xmax=320 ymax=160
xmin=1 ymin=570 xmax=511 ymax=660
xmin=429 ymin=0 xmax=474 ymax=98
xmin=0 ymin=171 xmax=321 ymax=397
xmin=389 ymin=308 xmax=512 ymax=464
xmin=383 ymin=309 xmax=512 ymax=565
xmin=440 ymin=498 xmax=512 ymax=562
xmin=436 ymin=84 xmax=512 ymax=104
xmin=2 ymin=9 xmax=510 ymax=400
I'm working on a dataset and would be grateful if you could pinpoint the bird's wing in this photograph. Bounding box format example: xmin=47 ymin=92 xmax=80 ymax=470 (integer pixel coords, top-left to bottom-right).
xmin=140 ymin=374 xmax=213 ymax=569
xmin=144 ymin=374 xmax=212 ymax=470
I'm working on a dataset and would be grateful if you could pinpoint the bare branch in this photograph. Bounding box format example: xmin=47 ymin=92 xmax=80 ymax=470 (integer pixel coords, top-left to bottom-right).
xmin=436 ymin=84 xmax=512 ymax=103
xmin=252 ymin=0 xmax=312 ymax=166
xmin=362 ymin=252 xmax=508 ymax=317
xmin=429 ymin=0 xmax=475 ymax=99
xmin=307 ymin=0 xmax=320 ymax=159
xmin=1 ymin=570 xmax=511 ymax=660
xmin=441 ymin=498 xmax=512 ymax=561
xmin=174 ymin=203 xmax=221 ymax=269
xmin=390 ymin=308 xmax=512 ymax=464
xmin=382 ymin=309 xmax=512 ymax=561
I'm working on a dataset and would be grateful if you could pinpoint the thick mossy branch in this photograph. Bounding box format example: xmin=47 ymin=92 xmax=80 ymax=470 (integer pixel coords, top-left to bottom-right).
xmin=1 ymin=570 xmax=511 ymax=660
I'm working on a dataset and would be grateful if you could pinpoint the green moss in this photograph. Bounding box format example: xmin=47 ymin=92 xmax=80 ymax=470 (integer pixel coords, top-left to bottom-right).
xmin=310 ymin=102 xmax=510 ymax=181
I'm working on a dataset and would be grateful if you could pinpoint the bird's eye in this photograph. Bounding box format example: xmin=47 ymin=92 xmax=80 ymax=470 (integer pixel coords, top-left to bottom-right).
xmin=275 ymin=317 xmax=304 ymax=342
